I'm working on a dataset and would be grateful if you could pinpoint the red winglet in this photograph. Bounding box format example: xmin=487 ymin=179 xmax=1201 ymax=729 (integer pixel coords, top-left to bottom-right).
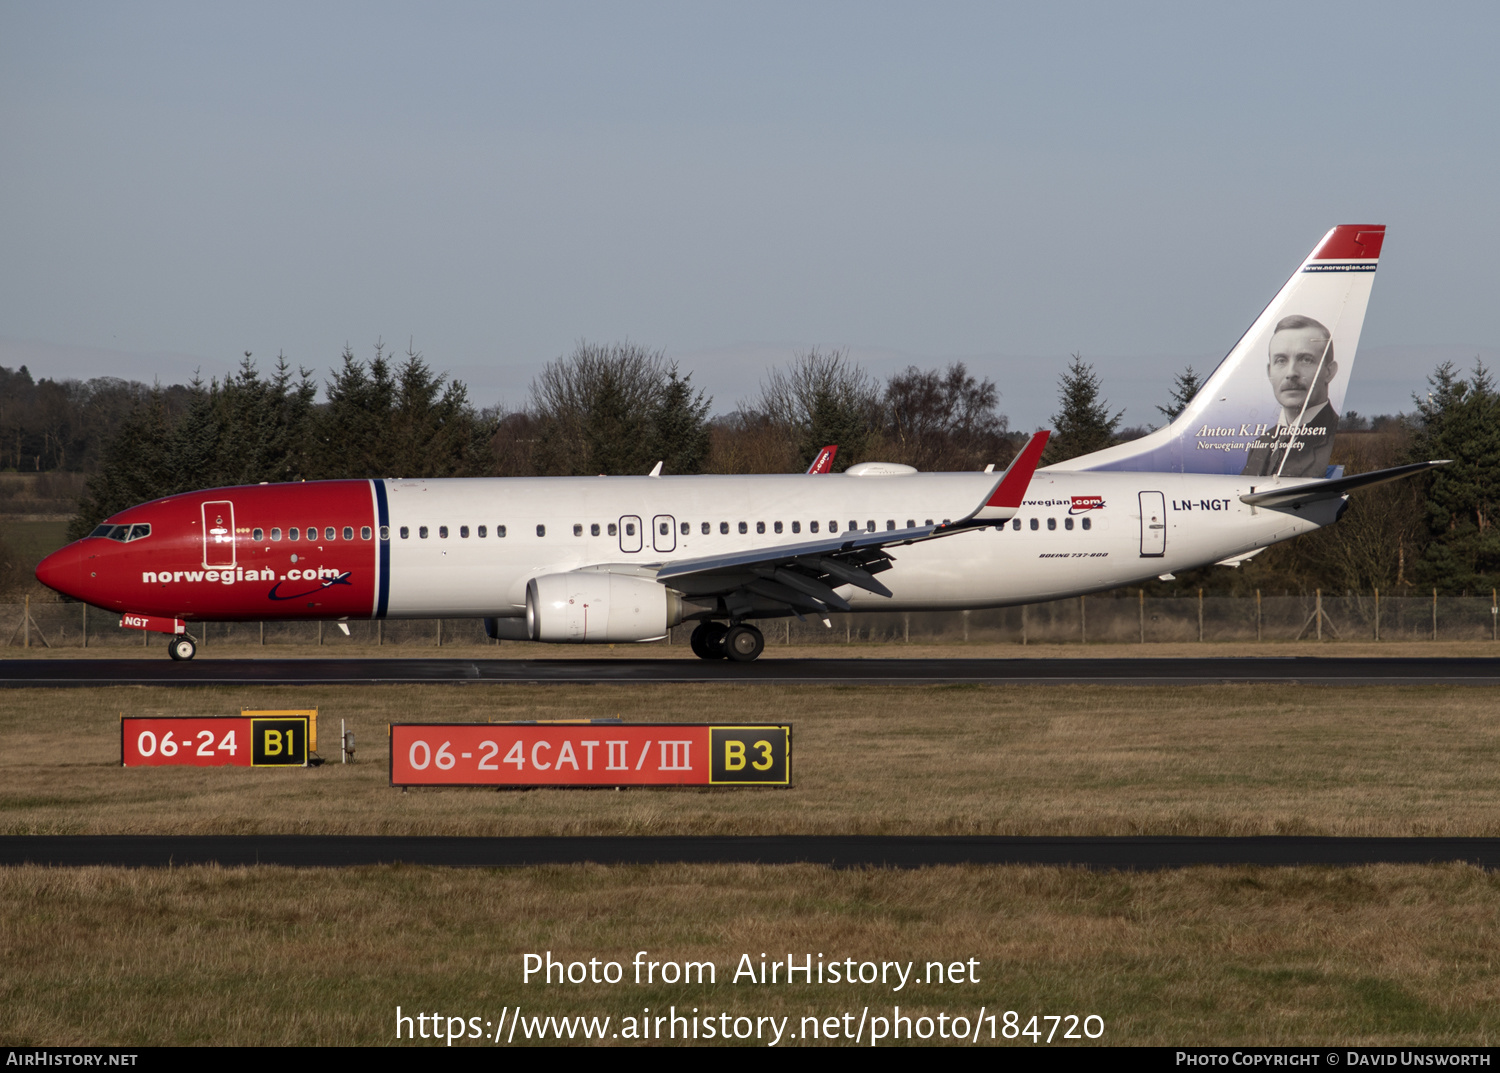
xmin=806 ymin=445 xmax=838 ymax=474
xmin=986 ymin=430 xmax=1051 ymax=509
xmin=1311 ymin=225 xmax=1385 ymax=260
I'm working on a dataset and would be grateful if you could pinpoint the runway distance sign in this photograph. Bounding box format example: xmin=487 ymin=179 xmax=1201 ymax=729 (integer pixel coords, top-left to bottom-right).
xmin=389 ymin=723 xmax=791 ymax=788
xmin=121 ymin=715 xmax=309 ymax=768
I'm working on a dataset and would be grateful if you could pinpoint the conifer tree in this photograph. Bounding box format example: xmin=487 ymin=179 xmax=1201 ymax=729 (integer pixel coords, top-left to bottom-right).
xmin=1044 ymin=353 xmax=1123 ymax=463
xmin=1157 ymin=365 xmax=1202 ymax=422
xmin=1408 ymin=360 xmax=1500 ymax=591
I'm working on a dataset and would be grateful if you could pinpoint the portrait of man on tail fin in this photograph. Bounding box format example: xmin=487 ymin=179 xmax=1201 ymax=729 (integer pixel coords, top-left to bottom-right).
xmin=1241 ymin=314 xmax=1339 ymax=478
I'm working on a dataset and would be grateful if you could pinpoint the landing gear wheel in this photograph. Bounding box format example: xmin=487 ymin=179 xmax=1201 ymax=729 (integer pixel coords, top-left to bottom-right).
xmin=167 ymin=635 xmax=197 ymax=661
xmin=722 ymin=624 xmax=765 ymax=663
xmin=690 ymin=622 xmax=728 ymax=660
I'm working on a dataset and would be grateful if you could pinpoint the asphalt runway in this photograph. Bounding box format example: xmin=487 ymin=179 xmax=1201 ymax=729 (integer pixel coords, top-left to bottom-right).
xmin=3 ymin=835 xmax=1498 ymax=870
xmin=5 ymin=656 xmax=1500 ymax=687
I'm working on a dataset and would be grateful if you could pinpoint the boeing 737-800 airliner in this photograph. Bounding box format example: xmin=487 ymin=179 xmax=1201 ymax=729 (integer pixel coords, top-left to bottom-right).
xmin=35 ymin=224 xmax=1445 ymax=662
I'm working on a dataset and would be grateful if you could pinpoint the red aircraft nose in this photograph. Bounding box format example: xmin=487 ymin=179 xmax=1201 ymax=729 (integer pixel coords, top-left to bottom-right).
xmin=35 ymin=544 xmax=86 ymax=600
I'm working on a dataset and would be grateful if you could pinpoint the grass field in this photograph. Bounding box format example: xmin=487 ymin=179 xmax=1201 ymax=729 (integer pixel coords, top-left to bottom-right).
xmin=2 ymin=683 xmax=1499 ymax=837
xmin=2 ymin=862 xmax=1496 ymax=1046
xmin=3 ymin=680 xmax=1499 ymax=1046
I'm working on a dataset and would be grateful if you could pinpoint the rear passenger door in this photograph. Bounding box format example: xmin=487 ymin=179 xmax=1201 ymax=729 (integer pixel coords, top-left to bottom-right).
xmin=1139 ymin=491 xmax=1166 ymax=557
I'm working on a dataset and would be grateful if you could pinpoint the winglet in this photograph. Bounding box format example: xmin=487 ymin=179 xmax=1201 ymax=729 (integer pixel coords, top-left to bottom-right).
xmin=970 ymin=430 xmax=1050 ymax=521
xmin=806 ymin=445 xmax=838 ymax=474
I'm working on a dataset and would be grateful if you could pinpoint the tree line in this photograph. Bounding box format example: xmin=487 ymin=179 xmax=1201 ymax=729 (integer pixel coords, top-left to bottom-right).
xmin=5 ymin=339 xmax=1498 ymax=597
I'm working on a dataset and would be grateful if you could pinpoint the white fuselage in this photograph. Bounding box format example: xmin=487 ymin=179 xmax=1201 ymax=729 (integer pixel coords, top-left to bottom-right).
xmin=381 ymin=470 xmax=1337 ymax=618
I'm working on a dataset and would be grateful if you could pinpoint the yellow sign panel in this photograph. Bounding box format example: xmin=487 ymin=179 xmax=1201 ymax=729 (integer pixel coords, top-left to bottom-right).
xmin=243 ymin=708 xmax=318 ymax=753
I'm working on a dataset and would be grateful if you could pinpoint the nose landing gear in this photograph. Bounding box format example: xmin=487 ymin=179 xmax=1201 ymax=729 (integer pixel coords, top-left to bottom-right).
xmin=167 ymin=635 xmax=197 ymax=661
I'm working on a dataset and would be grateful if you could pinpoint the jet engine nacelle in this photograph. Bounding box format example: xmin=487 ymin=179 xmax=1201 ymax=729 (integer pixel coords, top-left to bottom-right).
xmin=526 ymin=571 xmax=684 ymax=643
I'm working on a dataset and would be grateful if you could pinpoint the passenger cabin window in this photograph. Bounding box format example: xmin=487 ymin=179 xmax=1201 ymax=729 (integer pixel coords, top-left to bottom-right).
xmin=701 ymin=522 xmax=710 ymax=535
xmin=306 ymin=527 xmax=317 ymax=540
xmin=325 ymin=527 xmax=336 ymax=541
xmin=419 ymin=526 xmax=429 ymax=539
xmin=607 ymin=523 xmax=617 ymax=536
xmin=680 ymin=522 xmax=690 ymax=535
xmin=591 ymin=523 xmax=600 ymax=536
xmin=399 ymin=526 xmax=409 ymax=539
xmin=439 ymin=526 xmax=449 ymax=538
xmin=253 ymin=528 xmax=264 ymax=541
xmin=738 ymin=522 xmax=748 ymax=534
xmin=574 ymin=524 xmax=583 ymax=537
xmin=660 ymin=521 xmax=670 ymax=536
xmin=460 ymin=526 xmax=470 ymax=538
xmin=379 ymin=526 xmax=389 ymax=541
xmin=498 ymin=525 xmax=507 ymax=537
xmin=536 ymin=524 xmax=546 ymax=537
xmin=1012 ymin=519 xmax=1020 ymax=531
xmin=625 ymin=522 xmax=635 ymax=536
xmin=1029 ymin=519 xmax=1038 ymax=531
xmin=774 ymin=521 xmax=783 ymax=534
xmin=720 ymin=522 xmax=729 ymax=534
xmin=886 ymin=520 xmax=895 ymax=531
xmin=343 ymin=526 xmax=354 ymax=540
xmin=1082 ymin=517 xmax=1092 ymax=531
xmin=792 ymin=521 xmax=801 ymax=533
xmin=289 ymin=528 xmax=299 ymax=541
xmin=1064 ymin=517 xmax=1073 ymax=531
xmin=755 ymin=521 xmax=765 ymax=534
xmin=478 ymin=525 xmax=487 ymax=537
xmin=810 ymin=521 xmax=819 ymax=533
xmin=271 ymin=527 xmax=282 ymax=541
xmin=866 ymin=520 xmax=875 ymax=532
xmin=907 ymin=519 xmax=916 ymax=528
xmin=1047 ymin=518 xmax=1057 ymax=531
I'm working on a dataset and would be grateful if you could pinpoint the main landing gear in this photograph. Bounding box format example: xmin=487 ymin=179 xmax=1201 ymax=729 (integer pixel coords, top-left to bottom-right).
xmin=689 ymin=621 xmax=765 ymax=662
xmin=167 ymin=635 xmax=197 ymax=661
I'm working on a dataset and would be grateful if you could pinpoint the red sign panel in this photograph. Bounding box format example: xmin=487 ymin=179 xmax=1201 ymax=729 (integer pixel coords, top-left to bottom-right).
xmin=389 ymin=724 xmax=791 ymax=788
xmin=121 ymin=716 xmax=308 ymax=767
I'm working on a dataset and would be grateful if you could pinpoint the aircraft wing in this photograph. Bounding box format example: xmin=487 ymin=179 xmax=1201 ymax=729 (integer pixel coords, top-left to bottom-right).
xmin=651 ymin=432 xmax=1049 ymax=616
xmin=1239 ymin=459 xmax=1449 ymax=509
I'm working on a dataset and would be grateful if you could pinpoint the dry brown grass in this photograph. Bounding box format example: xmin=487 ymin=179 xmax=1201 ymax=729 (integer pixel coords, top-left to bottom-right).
xmin=1 ymin=862 xmax=1496 ymax=1046
xmin=3 ymin=683 xmax=1499 ymax=836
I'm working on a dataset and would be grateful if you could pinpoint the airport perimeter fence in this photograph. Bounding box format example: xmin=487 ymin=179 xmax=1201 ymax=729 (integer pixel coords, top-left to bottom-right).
xmin=5 ymin=591 xmax=1500 ymax=650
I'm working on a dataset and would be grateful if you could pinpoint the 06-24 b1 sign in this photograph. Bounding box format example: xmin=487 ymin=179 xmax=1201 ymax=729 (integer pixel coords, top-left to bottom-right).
xmin=121 ymin=715 xmax=310 ymax=767
xmin=389 ymin=723 xmax=790 ymax=788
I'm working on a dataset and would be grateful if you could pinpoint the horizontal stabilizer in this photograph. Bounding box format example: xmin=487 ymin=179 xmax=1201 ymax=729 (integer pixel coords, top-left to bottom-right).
xmin=1240 ymin=460 xmax=1449 ymax=508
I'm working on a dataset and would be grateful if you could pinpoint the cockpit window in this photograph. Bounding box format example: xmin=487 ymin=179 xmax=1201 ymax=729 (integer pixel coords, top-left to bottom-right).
xmin=90 ymin=523 xmax=151 ymax=542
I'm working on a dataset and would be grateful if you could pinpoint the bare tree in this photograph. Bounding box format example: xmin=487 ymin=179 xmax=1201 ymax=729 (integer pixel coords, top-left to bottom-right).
xmin=883 ymin=362 xmax=1012 ymax=470
xmin=750 ymin=348 xmax=882 ymax=471
xmin=529 ymin=341 xmax=710 ymax=475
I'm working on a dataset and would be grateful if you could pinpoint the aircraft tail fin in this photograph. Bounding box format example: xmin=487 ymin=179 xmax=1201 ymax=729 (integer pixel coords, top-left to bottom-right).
xmin=1066 ymin=225 xmax=1385 ymax=477
xmin=806 ymin=445 xmax=838 ymax=474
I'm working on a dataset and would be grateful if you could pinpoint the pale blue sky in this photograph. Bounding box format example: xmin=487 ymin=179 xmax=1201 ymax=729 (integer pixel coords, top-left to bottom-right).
xmin=2 ymin=2 xmax=1496 ymax=428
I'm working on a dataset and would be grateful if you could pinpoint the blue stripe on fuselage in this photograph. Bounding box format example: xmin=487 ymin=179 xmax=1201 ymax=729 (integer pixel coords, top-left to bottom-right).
xmin=373 ymin=479 xmax=391 ymax=618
